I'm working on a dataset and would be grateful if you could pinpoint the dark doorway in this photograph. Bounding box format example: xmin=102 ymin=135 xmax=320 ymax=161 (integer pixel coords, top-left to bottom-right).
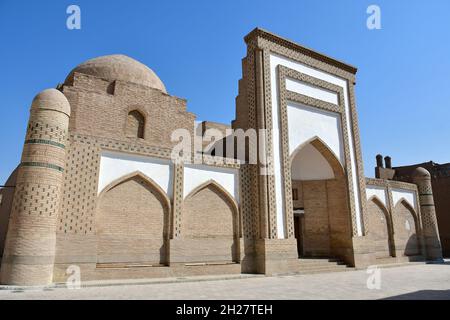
xmin=294 ymin=210 xmax=305 ymax=257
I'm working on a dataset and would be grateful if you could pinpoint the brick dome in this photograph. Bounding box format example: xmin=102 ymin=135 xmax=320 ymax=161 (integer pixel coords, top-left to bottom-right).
xmin=65 ymin=54 xmax=167 ymax=93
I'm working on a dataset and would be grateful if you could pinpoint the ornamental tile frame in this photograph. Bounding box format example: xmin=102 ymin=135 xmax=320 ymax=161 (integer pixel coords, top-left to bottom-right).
xmin=243 ymin=28 xmax=368 ymax=239
xmin=277 ymin=65 xmax=357 ymax=239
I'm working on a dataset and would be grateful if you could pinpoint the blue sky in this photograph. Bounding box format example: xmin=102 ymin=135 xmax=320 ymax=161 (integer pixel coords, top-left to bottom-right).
xmin=1 ymin=0 xmax=449 ymax=183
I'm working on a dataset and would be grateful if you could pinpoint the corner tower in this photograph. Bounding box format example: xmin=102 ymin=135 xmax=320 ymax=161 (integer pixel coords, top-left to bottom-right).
xmin=412 ymin=167 xmax=443 ymax=261
xmin=0 ymin=89 xmax=70 ymax=285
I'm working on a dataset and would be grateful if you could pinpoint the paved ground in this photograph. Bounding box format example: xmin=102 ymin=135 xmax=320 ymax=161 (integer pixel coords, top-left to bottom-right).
xmin=1 ymin=262 xmax=450 ymax=300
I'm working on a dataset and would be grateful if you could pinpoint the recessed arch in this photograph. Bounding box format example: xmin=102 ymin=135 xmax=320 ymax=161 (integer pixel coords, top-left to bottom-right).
xmin=97 ymin=170 xmax=171 ymax=211
xmin=184 ymin=179 xmax=239 ymax=214
xmin=393 ymin=199 xmax=421 ymax=258
xmin=126 ymin=109 xmax=146 ymax=139
xmin=181 ymin=179 xmax=240 ymax=263
xmin=367 ymin=196 xmax=395 ymax=258
xmin=397 ymin=198 xmax=421 ymax=234
xmin=367 ymin=195 xmax=389 ymax=214
xmin=290 ymin=136 xmax=345 ymax=180
xmin=393 ymin=197 xmax=416 ymax=212
xmin=95 ymin=171 xmax=171 ymax=265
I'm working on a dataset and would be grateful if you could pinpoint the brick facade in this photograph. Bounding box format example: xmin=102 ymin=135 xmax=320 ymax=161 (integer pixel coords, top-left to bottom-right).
xmin=0 ymin=29 xmax=443 ymax=286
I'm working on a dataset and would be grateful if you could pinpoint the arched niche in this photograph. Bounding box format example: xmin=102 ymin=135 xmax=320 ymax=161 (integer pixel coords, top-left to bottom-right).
xmin=96 ymin=172 xmax=170 ymax=265
xmin=126 ymin=110 xmax=145 ymax=139
xmin=181 ymin=180 xmax=239 ymax=263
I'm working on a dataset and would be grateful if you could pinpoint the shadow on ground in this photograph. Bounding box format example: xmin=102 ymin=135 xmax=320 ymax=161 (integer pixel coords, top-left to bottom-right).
xmin=383 ymin=290 xmax=450 ymax=300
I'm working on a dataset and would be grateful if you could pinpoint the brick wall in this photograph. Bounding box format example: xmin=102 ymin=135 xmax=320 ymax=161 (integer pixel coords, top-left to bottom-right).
xmin=366 ymin=200 xmax=392 ymax=258
xmin=179 ymin=184 xmax=237 ymax=263
xmin=393 ymin=202 xmax=420 ymax=257
xmin=96 ymin=175 xmax=168 ymax=265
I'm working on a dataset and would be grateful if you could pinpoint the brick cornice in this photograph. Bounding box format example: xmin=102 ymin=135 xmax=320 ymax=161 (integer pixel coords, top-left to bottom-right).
xmin=244 ymin=27 xmax=358 ymax=75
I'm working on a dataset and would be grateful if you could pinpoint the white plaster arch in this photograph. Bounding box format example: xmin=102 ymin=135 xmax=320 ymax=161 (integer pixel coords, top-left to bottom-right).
xmin=366 ymin=186 xmax=388 ymax=209
xmin=291 ymin=141 xmax=335 ymax=181
xmin=97 ymin=151 xmax=173 ymax=197
xmin=391 ymin=189 xmax=418 ymax=211
xmin=183 ymin=164 xmax=239 ymax=203
xmin=287 ymin=102 xmax=344 ymax=165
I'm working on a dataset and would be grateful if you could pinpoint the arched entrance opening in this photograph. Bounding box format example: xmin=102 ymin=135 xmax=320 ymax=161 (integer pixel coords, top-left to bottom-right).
xmin=96 ymin=172 xmax=170 ymax=266
xmin=290 ymin=138 xmax=352 ymax=260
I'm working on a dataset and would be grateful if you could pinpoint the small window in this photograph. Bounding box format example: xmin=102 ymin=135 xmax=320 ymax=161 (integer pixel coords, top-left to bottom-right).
xmin=126 ymin=110 xmax=145 ymax=139
xmin=292 ymin=188 xmax=299 ymax=201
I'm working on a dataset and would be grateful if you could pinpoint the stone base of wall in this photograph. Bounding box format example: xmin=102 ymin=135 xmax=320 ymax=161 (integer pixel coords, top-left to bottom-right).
xmin=352 ymin=236 xmax=376 ymax=268
xmin=352 ymin=236 xmax=427 ymax=268
xmin=169 ymin=238 xmax=238 ymax=264
xmin=423 ymin=235 xmax=444 ymax=261
xmin=53 ymin=262 xmax=242 ymax=283
xmin=50 ymin=235 xmax=431 ymax=284
xmin=240 ymin=239 xmax=257 ymax=274
xmin=254 ymin=238 xmax=299 ymax=275
xmin=1 ymin=262 xmax=54 ymax=286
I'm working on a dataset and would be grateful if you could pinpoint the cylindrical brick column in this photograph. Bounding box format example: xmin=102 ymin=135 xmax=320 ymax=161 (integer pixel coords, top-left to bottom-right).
xmin=0 ymin=89 xmax=70 ymax=285
xmin=412 ymin=167 xmax=443 ymax=261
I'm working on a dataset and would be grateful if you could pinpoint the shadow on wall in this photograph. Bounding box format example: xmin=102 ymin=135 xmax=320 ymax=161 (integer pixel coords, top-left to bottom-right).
xmin=405 ymin=235 xmax=421 ymax=260
xmin=0 ymin=167 xmax=18 ymax=262
xmin=383 ymin=290 xmax=450 ymax=300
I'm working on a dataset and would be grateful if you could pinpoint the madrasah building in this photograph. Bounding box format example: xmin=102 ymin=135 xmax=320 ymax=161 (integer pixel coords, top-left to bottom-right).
xmin=0 ymin=28 xmax=443 ymax=286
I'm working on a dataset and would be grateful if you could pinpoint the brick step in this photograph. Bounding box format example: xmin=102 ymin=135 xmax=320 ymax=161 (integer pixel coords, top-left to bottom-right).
xmin=293 ymin=258 xmax=352 ymax=274
xmin=297 ymin=258 xmax=345 ymax=267
xmin=297 ymin=263 xmax=348 ymax=270
xmin=374 ymin=255 xmax=425 ymax=266
xmin=296 ymin=266 xmax=352 ymax=275
xmin=96 ymin=263 xmax=165 ymax=269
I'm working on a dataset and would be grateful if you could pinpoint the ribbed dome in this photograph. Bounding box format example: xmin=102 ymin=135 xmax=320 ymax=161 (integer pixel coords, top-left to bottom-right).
xmin=65 ymin=54 xmax=167 ymax=93
xmin=31 ymin=89 xmax=71 ymax=116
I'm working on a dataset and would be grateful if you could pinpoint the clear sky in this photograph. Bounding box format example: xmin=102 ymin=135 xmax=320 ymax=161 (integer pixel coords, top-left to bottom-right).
xmin=1 ymin=0 xmax=449 ymax=184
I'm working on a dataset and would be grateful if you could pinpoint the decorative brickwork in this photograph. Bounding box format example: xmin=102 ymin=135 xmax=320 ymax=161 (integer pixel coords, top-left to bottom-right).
xmin=247 ymin=30 xmax=366 ymax=239
xmin=277 ymin=65 xmax=355 ymax=239
xmin=0 ymin=89 xmax=70 ymax=286
xmin=1 ymin=29 xmax=442 ymax=286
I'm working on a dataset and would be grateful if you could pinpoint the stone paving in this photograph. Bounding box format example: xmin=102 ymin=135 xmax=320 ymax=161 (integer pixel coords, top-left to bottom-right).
xmin=1 ymin=262 xmax=449 ymax=300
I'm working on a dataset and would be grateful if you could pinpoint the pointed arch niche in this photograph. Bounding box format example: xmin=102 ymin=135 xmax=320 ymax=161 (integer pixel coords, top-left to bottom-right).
xmin=95 ymin=172 xmax=170 ymax=266
xmin=180 ymin=180 xmax=240 ymax=264
xmin=366 ymin=196 xmax=395 ymax=258
xmin=393 ymin=199 xmax=421 ymax=258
